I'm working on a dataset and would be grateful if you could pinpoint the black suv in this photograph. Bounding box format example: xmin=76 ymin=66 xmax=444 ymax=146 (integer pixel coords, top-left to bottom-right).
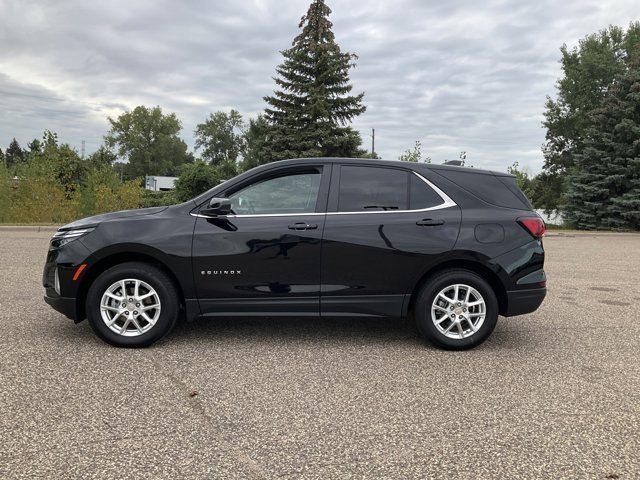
xmin=43 ymin=158 xmax=546 ymax=349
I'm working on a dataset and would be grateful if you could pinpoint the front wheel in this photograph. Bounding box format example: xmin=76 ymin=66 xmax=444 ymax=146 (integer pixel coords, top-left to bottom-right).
xmin=414 ymin=269 xmax=498 ymax=350
xmin=86 ymin=262 xmax=179 ymax=347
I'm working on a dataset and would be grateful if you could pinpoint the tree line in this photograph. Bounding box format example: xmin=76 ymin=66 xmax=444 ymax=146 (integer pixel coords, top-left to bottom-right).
xmin=513 ymin=22 xmax=640 ymax=230
xmin=0 ymin=0 xmax=371 ymax=222
xmin=1 ymin=1 xmax=638 ymax=229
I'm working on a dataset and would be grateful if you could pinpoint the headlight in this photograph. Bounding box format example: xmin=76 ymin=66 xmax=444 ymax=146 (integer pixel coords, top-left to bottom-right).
xmin=51 ymin=227 xmax=96 ymax=248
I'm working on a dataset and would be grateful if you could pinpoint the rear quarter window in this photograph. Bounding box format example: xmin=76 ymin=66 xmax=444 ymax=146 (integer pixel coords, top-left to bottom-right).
xmin=435 ymin=170 xmax=532 ymax=210
xmin=409 ymin=174 xmax=444 ymax=209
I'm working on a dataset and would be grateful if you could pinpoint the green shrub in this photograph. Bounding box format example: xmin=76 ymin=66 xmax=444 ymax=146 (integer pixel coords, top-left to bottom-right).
xmin=0 ymin=163 xmax=13 ymax=223
xmin=173 ymin=161 xmax=221 ymax=202
xmin=10 ymin=175 xmax=80 ymax=224
xmin=1 ymin=141 xmax=147 ymax=224
xmin=141 ymin=189 xmax=177 ymax=207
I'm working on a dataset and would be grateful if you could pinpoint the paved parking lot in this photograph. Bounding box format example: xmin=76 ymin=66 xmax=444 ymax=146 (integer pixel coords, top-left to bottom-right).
xmin=0 ymin=229 xmax=638 ymax=479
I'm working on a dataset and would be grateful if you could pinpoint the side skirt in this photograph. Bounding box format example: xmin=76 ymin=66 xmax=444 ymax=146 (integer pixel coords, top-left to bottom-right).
xmin=189 ymin=295 xmax=406 ymax=321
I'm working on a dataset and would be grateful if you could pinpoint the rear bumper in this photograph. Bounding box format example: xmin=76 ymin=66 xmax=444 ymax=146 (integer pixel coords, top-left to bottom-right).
xmin=504 ymin=287 xmax=546 ymax=317
xmin=44 ymin=293 xmax=77 ymax=321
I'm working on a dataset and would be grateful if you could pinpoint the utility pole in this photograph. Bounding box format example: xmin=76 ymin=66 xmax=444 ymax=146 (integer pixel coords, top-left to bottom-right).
xmin=81 ymin=140 xmax=85 ymax=159
xmin=371 ymin=128 xmax=375 ymax=157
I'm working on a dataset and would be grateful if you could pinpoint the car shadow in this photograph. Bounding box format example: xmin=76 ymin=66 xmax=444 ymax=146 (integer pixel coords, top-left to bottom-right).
xmin=165 ymin=314 xmax=429 ymax=348
xmin=49 ymin=313 xmax=534 ymax=352
xmin=163 ymin=315 xmax=539 ymax=352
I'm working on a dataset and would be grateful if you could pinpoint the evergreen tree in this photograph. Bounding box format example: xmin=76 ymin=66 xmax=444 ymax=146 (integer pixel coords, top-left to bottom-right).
xmin=263 ymin=0 xmax=365 ymax=162
xmin=28 ymin=139 xmax=42 ymax=154
xmin=565 ymin=65 xmax=640 ymax=230
xmin=241 ymin=115 xmax=270 ymax=171
xmin=0 ymin=147 xmax=4 ymax=167
xmin=5 ymin=138 xmax=24 ymax=167
xmin=542 ymin=23 xmax=640 ymax=210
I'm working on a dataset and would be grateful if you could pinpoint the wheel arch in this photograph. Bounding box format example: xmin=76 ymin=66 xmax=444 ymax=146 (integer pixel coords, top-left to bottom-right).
xmin=406 ymin=258 xmax=508 ymax=317
xmin=75 ymin=249 xmax=186 ymax=322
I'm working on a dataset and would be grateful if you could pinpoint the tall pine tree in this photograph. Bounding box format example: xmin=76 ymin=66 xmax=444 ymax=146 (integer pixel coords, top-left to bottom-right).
xmin=566 ymin=63 xmax=640 ymax=230
xmin=263 ymin=0 xmax=366 ymax=162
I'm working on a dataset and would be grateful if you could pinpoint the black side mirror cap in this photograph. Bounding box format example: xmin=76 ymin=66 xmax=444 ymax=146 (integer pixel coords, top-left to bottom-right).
xmin=200 ymin=197 xmax=232 ymax=217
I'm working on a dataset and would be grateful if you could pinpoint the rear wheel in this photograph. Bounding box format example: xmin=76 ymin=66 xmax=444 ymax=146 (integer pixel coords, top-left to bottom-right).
xmin=86 ymin=262 xmax=179 ymax=347
xmin=415 ymin=269 xmax=498 ymax=350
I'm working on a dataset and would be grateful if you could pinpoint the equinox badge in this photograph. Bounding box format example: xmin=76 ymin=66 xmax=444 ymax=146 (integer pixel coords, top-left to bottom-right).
xmin=201 ymin=270 xmax=242 ymax=275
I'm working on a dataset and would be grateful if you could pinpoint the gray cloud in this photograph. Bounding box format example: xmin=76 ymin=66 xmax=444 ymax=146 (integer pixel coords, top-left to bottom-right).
xmin=0 ymin=0 xmax=638 ymax=172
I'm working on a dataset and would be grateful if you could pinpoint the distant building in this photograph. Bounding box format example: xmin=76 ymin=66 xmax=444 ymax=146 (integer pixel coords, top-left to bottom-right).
xmin=145 ymin=175 xmax=177 ymax=191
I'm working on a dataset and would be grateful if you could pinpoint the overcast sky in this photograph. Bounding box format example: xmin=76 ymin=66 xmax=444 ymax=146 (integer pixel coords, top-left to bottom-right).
xmin=0 ymin=0 xmax=638 ymax=172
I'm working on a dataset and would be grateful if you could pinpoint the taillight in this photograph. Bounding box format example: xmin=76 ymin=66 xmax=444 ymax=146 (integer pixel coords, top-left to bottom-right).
xmin=518 ymin=217 xmax=546 ymax=239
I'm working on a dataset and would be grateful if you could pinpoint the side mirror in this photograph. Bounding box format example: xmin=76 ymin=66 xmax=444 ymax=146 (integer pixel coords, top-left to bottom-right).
xmin=200 ymin=197 xmax=232 ymax=217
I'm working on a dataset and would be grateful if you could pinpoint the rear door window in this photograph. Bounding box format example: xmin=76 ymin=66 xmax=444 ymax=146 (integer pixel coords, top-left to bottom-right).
xmin=338 ymin=166 xmax=408 ymax=212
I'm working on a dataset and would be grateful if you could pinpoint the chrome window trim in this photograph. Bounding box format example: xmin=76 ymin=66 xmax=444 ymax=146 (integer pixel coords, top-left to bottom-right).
xmin=191 ymin=212 xmax=325 ymax=218
xmin=191 ymin=171 xmax=457 ymax=219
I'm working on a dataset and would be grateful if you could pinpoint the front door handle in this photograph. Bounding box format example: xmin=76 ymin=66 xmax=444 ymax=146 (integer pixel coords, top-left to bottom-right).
xmin=416 ymin=218 xmax=444 ymax=226
xmin=288 ymin=222 xmax=318 ymax=231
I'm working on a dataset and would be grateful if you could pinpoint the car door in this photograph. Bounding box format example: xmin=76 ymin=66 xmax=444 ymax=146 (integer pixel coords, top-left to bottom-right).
xmin=192 ymin=164 xmax=330 ymax=316
xmin=320 ymin=163 xmax=461 ymax=317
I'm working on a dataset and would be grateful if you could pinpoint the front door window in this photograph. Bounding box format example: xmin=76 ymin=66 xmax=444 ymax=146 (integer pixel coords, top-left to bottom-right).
xmin=228 ymin=171 xmax=322 ymax=215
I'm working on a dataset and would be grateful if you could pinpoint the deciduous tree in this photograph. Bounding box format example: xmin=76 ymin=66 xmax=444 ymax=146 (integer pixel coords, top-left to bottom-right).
xmin=87 ymin=145 xmax=117 ymax=168
xmin=194 ymin=110 xmax=245 ymax=166
xmin=105 ymin=106 xmax=191 ymax=179
xmin=173 ymin=162 xmax=222 ymax=202
xmin=399 ymin=141 xmax=430 ymax=163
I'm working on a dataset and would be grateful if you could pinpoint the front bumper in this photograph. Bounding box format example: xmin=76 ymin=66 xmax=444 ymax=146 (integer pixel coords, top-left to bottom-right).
xmin=44 ymin=291 xmax=77 ymax=321
xmin=504 ymin=287 xmax=546 ymax=317
xmin=42 ymin=231 xmax=92 ymax=322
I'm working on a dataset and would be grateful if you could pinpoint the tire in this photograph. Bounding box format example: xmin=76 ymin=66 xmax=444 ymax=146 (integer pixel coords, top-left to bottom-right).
xmin=414 ymin=269 xmax=498 ymax=350
xmin=86 ymin=262 xmax=180 ymax=347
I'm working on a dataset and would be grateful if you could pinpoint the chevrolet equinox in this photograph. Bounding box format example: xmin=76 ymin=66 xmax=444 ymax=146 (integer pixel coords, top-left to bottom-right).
xmin=43 ymin=158 xmax=546 ymax=349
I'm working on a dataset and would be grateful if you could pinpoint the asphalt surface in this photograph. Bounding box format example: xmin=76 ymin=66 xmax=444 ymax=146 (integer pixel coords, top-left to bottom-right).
xmin=0 ymin=229 xmax=638 ymax=479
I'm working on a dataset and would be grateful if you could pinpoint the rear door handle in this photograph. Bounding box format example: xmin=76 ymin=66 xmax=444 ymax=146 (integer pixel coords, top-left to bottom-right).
xmin=416 ymin=218 xmax=444 ymax=226
xmin=288 ymin=222 xmax=318 ymax=231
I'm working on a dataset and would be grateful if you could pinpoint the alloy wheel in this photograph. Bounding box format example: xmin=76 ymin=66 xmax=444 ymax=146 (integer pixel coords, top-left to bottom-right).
xmin=100 ymin=278 xmax=161 ymax=337
xmin=431 ymin=283 xmax=486 ymax=339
